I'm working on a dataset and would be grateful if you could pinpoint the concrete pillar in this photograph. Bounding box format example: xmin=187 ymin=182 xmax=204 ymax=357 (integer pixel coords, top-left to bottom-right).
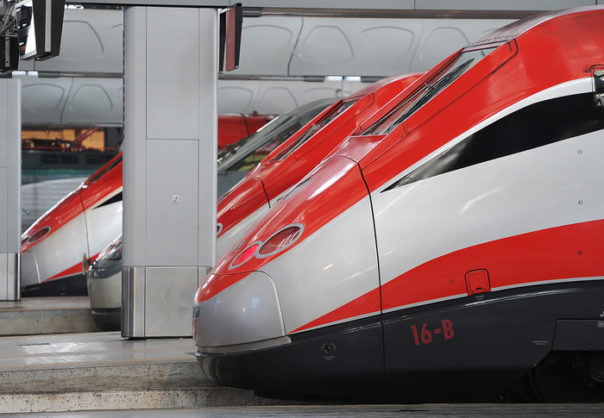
xmin=122 ymin=7 xmax=217 ymax=337
xmin=0 ymin=79 xmax=20 ymax=301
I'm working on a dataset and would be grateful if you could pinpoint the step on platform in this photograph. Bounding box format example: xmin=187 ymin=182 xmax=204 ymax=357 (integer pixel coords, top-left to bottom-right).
xmin=0 ymin=297 xmax=101 ymax=336
xmin=0 ymin=332 xmax=288 ymax=413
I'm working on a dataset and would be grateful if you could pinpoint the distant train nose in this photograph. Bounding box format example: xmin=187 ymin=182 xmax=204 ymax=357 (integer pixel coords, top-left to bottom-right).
xmin=20 ymin=250 xmax=40 ymax=288
xmin=193 ymin=271 xmax=286 ymax=349
xmin=20 ymin=190 xmax=89 ymax=292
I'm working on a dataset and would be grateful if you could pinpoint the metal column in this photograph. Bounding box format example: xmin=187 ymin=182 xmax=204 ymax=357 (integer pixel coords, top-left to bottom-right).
xmin=0 ymin=79 xmax=20 ymax=301
xmin=122 ymin=7 xmax=217 ymax=337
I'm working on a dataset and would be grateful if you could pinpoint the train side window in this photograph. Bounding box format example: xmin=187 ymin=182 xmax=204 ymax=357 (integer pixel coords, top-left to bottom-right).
xmin=384 ymin=92 xmax=604 ymax=191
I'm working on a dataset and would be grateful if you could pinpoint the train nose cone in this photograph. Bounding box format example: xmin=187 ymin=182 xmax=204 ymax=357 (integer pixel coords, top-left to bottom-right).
xmin=193 ymin=271 xmax=284 ymax=348
xmin=21 ymin=250 xmax=40 ymax=288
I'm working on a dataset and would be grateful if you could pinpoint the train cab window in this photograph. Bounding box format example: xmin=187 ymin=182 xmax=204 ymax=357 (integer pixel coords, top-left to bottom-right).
xmin=271 ymin=99 xmax=357 ymax=161
xmin=384 ymin=92 xmax=604 ymax=191
xmin=226 ymin=122 xmax=303 ymax=172
xmin=88 ymin=154 xmax=122 ymax=183
xmin=364 ymin=48 xmax=496 ymax=136
xmin=218 ymin=116 xmax=293 ymax=162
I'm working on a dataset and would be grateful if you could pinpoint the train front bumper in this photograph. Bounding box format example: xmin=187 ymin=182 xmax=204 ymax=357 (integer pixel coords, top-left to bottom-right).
xmin=193 ymin=271 xmax=287 ymax=351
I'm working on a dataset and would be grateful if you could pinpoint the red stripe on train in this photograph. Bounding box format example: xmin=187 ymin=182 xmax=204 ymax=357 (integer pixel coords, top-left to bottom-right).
xmin=292 ymin=219 xmax=604 ymax=333
xmin=43 ymin=252 xmax=100 ymax=282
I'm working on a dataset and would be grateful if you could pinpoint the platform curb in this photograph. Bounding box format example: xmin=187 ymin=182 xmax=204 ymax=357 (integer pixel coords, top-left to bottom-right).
xmin=0 ymin=387 xmax=291 ymax=413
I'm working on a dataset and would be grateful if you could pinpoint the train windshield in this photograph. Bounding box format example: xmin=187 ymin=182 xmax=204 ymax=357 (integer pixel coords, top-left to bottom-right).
xmin=217 ymin=115 xmax=294 ymax=166
xmin=270 ymin=99 xmax=358 ymax=161
xmin=364 ymin=47 xmax=496 ymax=135
xmin=220 ymin=116 xmax=303 ymax=172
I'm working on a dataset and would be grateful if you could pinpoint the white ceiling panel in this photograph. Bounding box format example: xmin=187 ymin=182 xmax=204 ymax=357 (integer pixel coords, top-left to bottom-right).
xmin=63 ymin=78 xmax=122 ymax=125
xmin=229 ymin=17 xmax=303 ymax=75
xmin=20 ymin=78 xmax=72 ymax=124
xmin=238 ymin=0 xmax=415 ymax=8
xmin=217 ymin=84 xmax=259 ymax=113
xmin=257 ymin=86 xmax=298 ymax=113
xmin=416 ymin=0 xmax=595 ymax=10
xmin=289 ymin=18 xmax=513 ymax=76
xmin=33 ymin=9 xmax=123 ymax=74
xmin=26 ymin=11 xmax=515 ymax=78
xmin=20 ymin=77 xmax=370 ymax=126
xmin=217 ymin=79 xmax=368 ymax=114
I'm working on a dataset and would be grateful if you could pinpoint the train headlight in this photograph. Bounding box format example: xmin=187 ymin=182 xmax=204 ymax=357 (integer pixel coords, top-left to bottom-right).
xmin=26 ymin=226 xmax=51 ymax=244
xmin=228 ymin=224 xmax=304 ymax=269
xmin=257 ymin=224 xmax=304 ymax=258
xmin=230 ymin=243 xmax=260 ymax=269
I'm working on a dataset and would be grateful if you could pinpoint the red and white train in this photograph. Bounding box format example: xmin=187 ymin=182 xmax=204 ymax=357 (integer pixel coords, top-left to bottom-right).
xmin=20 ymin=114 xmax=274 ymax=296
xmin=194 ymin=7 xmax=604 ymax=401
xmin=216 ymin=73 xmax=422 ymax=258
xmin=84 ymin=75 xmax=421 ymax=328
xmin=21 ymin=153 xmax=123 ymax=295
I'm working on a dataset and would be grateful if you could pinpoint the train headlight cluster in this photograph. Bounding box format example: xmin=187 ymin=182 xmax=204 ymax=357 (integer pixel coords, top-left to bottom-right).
xmin=230 ymin=243 xmax=261 ymax=268
xmin=229 ymin=224 xmax=304 ymax=269
xmin=25 ymin=226 xmax=51 ymax=244
xmin=257 ymin=224 xmax=304 ymax=257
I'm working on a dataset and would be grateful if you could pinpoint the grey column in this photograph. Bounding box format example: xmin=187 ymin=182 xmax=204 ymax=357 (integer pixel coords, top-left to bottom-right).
xmin=0 ymin=79 xmax=20 ymax=301
xmin=122 ymin=7 xmax=217 ymax=337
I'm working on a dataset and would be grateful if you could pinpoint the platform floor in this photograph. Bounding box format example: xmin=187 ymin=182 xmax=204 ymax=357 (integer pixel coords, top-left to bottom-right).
xmin=0 ymin=296 xmax=101 ymax=336
xmin=1 ymin=332 xmax=604 ymax=415
xmin=0 ymin=332 xmax=283 ymax=413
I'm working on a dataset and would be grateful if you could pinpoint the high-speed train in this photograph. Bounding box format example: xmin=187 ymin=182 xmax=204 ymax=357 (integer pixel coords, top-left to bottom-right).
xmin=21 ymin=102 xmax=332 ymax=296
xmin=217 ymin=98 xmax=335 ymax=196
xmin=21 ymin=153 xmax=123 ymax=296
xmin=194 ymin=7 xmax=604 ymax=401
xmin=216 ymin=73 xmax=421 ymax=258
xmin=84 ymin=75 xmax=420 ymax=327
xmin=217 ymin=114 xmax=273 ymax=151
xmin=86 ymin=234 xmax=122 ymax=328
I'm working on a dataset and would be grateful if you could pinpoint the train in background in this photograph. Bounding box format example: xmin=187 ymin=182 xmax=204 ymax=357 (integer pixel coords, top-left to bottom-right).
xmin=84 ymin=75 xmax=421 ymax=327
xmin=194 ymin=7 xmax=604 ymax=401
xmin=21 ymin=152 xmax=123 ymax=296
xmin=21 ymin=102 xmax=332 ymax=296
xmin=217 ymin=113 xmax=273 ymax=151
xmin=86 ymin=234 xmax=122 ymax=328
xmin=216 ymin=73 xmax=422 ymax=260
xmin=216 ymin=99 xmax=335 ymax=196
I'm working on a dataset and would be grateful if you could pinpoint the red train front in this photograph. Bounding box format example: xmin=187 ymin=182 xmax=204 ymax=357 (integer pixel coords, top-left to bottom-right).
xmin=21 ymin=154 xmax=123 ymax=295
xmin=216 ymin=73 xmax=422 ymax=259
xmin=194 ymin=7 xmax=604 ymax=401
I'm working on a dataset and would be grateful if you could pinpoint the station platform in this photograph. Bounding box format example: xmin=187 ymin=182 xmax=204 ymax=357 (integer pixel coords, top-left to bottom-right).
xmin=3 ymin=299 xmax=602 ymax=415
xmin=0 ymin=332 xmax=284 ymax=413
xmin=0 ymin=297 xmax=101 ymax=336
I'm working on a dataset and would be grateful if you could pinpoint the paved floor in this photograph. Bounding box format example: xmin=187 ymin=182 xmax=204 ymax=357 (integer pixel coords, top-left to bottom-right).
xmin=13 ymin=404 xmax=604 ymax=417
xmin=2 ymin=331 xmax=603 ymax=416
xmin=0 ymin=332 xmax=272 ymax=413
xmin=0 ymin=331 xmax=195 ymax=371
xmin=0 ymin=332 xmax=205 ymax=395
